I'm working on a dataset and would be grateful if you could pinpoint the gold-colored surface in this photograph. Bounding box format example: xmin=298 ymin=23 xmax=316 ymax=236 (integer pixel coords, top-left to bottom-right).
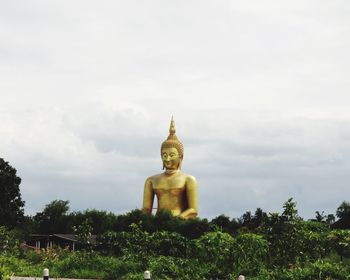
xmin=142 ymin=117 xmax=198 ymax=219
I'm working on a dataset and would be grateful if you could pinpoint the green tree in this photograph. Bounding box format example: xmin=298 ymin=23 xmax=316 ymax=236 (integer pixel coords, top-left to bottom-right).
xmin=326 ymin=214 xmax=335 ymax=225
xmin=336 ymin=201 xmax=350 ymax=220
xmin=72 ymin=209 xmax=116 ymax=234
xmin=210 ymin=214 xmax=240 ymax=233
xmin=233 ymin=233 xmax=268 ymax=275
xmin=333 ymin=201 xmax=350 ymax=229
xmin=315 ymin=211 xmax=326 ymax=222
xmin=327 ymin=229 xmax=350 ymax=260
xmin=0 ymin=226 xmax=19 ymax=254
xmin=0 ymin=158 xmax=25 ymax=228
xmin=193 ymin=231 xmax=236 ymax=278
xmin=282 ymin=197 xmax=299 ymax=222
xmin=73 ymin=218 xmax=93 ymax=250
xmin=33 ymin=199 xmax=71 ymax=233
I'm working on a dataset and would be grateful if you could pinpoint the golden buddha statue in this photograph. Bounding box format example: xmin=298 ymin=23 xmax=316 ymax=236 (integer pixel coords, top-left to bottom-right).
xmin=142 ymin=117 xmax=198 ymax=219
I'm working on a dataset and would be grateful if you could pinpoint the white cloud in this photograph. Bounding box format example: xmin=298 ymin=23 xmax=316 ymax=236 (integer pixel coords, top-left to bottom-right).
xmin=0 ymin=0 xmax=349 ymax=219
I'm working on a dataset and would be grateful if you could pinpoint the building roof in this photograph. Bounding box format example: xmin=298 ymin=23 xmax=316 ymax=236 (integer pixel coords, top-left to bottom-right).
xmin=28 ymin=234 xmax=97 ymax=244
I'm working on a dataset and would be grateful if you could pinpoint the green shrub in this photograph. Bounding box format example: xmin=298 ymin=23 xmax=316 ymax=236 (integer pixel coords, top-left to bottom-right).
xmin=269 ymin=261 xmax=350 ymax=280
xmin=0 ymin=262 xmax=13 ymax=280
xmin=0 ymin=255 xmax=40 ymax=277
xmin=148 ymin=256 xmax=206 ymax=280
xmin=192 ymin=231 xmax=235 ymax=278
xmin=96 ymin=231 xmax=129 ymax=256
xmin=149 ymin=231 xmax=187 ymax=257
xmin=233 ymin=233 xmax=268 ymax=275
xmin=267 ymin=220 xmax=331 ymax=267
xmin=327 ymin=229 xmax=350 ymax=260
xmin=0 ymin=227 xmax=19 ymax=255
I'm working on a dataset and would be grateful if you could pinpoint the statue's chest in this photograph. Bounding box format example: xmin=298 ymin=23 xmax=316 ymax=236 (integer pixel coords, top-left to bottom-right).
xmin=152 ymin=176 xmax=186 ymax=194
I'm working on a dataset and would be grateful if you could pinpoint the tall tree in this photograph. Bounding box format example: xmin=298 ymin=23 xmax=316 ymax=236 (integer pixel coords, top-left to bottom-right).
xmin=336 ymin=201 xmax=350 ymax=220
xmin=315 ymin=211 xmax=326 ymax=222
xmin=0 ymin=158 xmax=25 ymax=227
xmin=34 ymin=199 xmax=71 ymax=233
xmin=333 ymin=201 xmax=350 ymax=229
xmin=282 ymin=197 xmax=299 ymax=222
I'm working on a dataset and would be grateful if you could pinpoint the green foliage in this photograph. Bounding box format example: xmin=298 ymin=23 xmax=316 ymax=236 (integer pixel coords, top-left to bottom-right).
xmin=194 ymin=231 xmax=234 ymax=263
xmin=0 ymin=254 xmax=40 ymax=278
xmin=0 ymin=227 xmax=19 ymax=254
xmin=33 ymin=200 xmax=71 ymax=234
xmin=327 ymin=229 xmax=350 ymax=260
xmin=4 ymin=197 xmax=350 ymax=279
xmin=268 ymin=261 xmax=350 ymax=280
xmin=72 ymin=209 xmax=117 ymax=234
xmin=149 ymin=231 xmax=187 ymax=257
xmin=0 ymin=158 xmax=24 ymax=228
xmin=233 ymin=233 xmax=268 ymax=275
xmin=73 ymin=219 xmax=93 ymax=248
xmin=96 ymin=231 xmax=129 ymax=256
xmin=333 ymin=201 xmax=350 ymax=229
xmin=282 ymin=198 xmax=300 ymax=222
xmin=267 ymin=219 xmax=331 ymax=267
xmin=122 ymin=222 xmax=151 ymax=264
xmin=0 ymin=264 xmax=13 ymax=280
xmin=210 ymin=214 xmax=240 ymax=234
xmin=148 ymin=256 xmax=205 ymax=280
xmin=336 ymin=201 xmax=350 ymax=220
xmin=192 ymin=231 xmax=268 ymax=278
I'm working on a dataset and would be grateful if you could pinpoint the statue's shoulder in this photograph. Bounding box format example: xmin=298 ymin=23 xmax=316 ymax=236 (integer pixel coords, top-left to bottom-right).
xmin=146 ymin=173 xmax=164 ymax=181
xmin=183 ymin=172 xmax=197 ymax=184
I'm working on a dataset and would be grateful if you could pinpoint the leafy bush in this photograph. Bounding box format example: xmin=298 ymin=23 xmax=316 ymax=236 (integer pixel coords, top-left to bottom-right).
xmin=267 ymin=220 xmax=331 ymax=267
xmin=96 ymin=231 xmax=129 ymax=256
xmin=0 ymin=226 xmax=19 ymax=254
xmin=327 ymin=229 xmax=350 ymax=260
xmin=148 ymin=256 xmax=206 ymax=280
xmin=52 ymin=251 xmax=125 ymax=279
xmin=268 ymin=261 xmax=350 ymax=280
xmin=0 ymin=255 xmax=40 ymax=277
xmin=192 ymin=231 xmax=235 ymax=278
xmin=233 ymin=233 xmax=268 ymax=275
xmin=0 ymin=264 xmax=13 ymax=280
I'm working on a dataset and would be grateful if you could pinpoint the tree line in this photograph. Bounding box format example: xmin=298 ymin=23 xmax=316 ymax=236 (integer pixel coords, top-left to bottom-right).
xmin=2 ymin=157 xmax=350 ymax=279
xmin=1 ymin=157 xmax=350 ymax=236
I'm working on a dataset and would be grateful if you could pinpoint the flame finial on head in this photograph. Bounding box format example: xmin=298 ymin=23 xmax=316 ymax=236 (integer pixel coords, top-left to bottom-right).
xmin=169 ymin=116 xmax=176 ymax=135
xmin=167 ymin=116 xmax=178 ymax=141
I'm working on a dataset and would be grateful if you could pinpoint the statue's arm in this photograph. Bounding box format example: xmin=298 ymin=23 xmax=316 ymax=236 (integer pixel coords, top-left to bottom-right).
xmin=142 ymin=177 xmax=154 ymax=214
xmin=180 ymin=175 xmax=198 ymax=219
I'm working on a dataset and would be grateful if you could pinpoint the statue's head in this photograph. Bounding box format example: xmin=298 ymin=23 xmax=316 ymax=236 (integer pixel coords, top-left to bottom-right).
xmin=161 ymin=117 xmax=184 ymax=170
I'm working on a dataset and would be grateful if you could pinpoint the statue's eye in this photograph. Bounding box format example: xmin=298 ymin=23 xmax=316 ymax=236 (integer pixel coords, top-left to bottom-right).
xmin=170 ymin=153 xmax=175 ymax=157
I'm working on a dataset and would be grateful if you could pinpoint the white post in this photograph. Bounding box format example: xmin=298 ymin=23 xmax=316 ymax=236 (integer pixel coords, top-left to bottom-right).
xmin=238 ymin=275 xmax=245 ymax=280
xmin=43 ymin=268 xmax=49 ymax=280
xmin=144 ymin=270 xmax=151 ymax=280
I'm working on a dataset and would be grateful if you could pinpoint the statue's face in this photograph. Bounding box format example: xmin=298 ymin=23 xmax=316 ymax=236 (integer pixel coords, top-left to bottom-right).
xmin=162 ymin=147 xmax=181 ymax=170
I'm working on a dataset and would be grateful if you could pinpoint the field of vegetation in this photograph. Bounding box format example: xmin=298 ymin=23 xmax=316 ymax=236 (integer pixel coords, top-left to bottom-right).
xmin=1 ymin=198 xmax=350 ymax=280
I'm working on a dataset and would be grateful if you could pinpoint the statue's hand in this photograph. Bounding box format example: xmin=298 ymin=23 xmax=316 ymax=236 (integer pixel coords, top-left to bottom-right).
xmin=179 ymin=208 xmax=197 ymax=219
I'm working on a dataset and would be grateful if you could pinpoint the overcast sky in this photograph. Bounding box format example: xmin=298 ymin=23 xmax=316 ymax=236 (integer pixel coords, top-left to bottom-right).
xmin=1 ymin=1 xmax=350 ymax=220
